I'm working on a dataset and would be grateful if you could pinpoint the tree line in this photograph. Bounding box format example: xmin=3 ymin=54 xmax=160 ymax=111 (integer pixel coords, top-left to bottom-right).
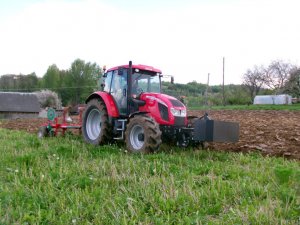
xmin=162 ymin=60 xmax=300 ymax=106
xmin=0 ymin=59 xmax=102 ymax=106
xmin=162 ymin=81 xmax=255 ymax=106
xmin=1 ymin=59 xmax=299 ymax=107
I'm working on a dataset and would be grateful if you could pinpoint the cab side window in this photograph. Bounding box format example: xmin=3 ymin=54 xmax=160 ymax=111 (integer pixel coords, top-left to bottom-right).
xmin=103 ymin=71 xmax=113 ymax=92
xmin=110 ymin=70 xmax=127 ymax=94
xmin=110 ymin=70 xmax=128 ymax=114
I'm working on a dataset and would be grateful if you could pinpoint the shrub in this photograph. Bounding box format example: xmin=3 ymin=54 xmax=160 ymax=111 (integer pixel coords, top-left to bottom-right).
xmin=34 ymin=90 xmax=62 ymax=109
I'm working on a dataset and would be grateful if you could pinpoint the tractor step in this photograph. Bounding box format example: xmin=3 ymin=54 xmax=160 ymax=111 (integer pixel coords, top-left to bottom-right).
xmin=113 ymin=119 xmax=127 ymax=140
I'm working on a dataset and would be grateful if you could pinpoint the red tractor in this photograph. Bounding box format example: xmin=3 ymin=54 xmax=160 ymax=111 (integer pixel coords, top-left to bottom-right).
xmin=82 ymin=61 xmax=239 ymax=153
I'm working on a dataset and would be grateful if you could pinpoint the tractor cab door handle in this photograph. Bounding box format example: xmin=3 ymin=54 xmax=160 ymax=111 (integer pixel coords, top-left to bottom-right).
xmin=123 ymin=88 xmax=127 ymax=97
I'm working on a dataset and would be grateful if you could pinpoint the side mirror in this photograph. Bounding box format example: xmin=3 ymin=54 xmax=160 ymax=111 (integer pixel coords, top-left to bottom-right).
xmin=161 ymin=74 xmax=174 ymax=84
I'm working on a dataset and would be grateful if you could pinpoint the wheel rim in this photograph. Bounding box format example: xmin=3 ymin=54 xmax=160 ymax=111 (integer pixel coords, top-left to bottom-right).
xmin=86 ymin=108 xmax=101 ymax=140
xmin=130 ymin=124 xmax=144 ymax=151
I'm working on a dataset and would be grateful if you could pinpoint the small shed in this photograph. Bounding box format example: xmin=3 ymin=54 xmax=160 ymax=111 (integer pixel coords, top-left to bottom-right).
xmin=253 ymin=94 xmax=292 ymax=105
xmin=0 ymin=92 xmax=40 ymax=119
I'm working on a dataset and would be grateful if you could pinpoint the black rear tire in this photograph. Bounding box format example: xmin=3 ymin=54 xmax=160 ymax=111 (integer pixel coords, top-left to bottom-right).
xmin=82 ymin=99 xmax=111 ymax=145
xmin=125 ymin=115 xmax=162 ymax=153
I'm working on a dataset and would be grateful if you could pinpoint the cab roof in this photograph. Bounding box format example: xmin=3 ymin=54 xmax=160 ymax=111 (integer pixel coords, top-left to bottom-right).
xmin=107 ymin=64 xmax=162 ymax=73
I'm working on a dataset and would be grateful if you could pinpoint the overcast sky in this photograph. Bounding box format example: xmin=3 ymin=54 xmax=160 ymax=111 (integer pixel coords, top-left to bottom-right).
xmin=0 ymin=0 xmax=299 ymax=84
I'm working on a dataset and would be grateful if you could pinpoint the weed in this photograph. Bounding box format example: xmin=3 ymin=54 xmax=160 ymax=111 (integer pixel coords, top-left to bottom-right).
xmin=0 ymin=128 xmax=299 ymax=224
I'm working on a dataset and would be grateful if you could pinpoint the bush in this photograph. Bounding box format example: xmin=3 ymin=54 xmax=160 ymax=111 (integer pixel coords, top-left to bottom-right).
xmin=35 ymin=90 xmax=62 ymax=109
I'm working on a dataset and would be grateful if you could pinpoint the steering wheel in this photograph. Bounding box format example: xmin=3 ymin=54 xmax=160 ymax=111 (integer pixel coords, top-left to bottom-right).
xmin=136 ymin=87 xmax=144 ymax=95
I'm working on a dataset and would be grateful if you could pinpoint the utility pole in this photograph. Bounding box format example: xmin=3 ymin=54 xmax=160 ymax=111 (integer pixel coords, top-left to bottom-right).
xmin=222 ymin=57 xmax=225 ymax=106
xmin=205 ymin=73 xmax=210 ymax=106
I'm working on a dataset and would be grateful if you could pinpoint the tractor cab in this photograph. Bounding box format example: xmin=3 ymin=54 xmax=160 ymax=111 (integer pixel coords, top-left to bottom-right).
xmin=101 ymin=62 xmax=162 ymax=115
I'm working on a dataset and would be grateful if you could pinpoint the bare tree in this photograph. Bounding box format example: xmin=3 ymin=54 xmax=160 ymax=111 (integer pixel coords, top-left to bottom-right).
xmin=243 ymin=65 xmax=266 ymax=101
xmin=264 ymin=60 xmax=296 ymax=93
xmin=283 ymin=68 xmax=300 ymax=97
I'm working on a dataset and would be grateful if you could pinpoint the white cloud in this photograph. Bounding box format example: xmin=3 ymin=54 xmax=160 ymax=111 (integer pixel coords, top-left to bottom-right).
xmin=0 ymin=0 xmax=300 ymax=84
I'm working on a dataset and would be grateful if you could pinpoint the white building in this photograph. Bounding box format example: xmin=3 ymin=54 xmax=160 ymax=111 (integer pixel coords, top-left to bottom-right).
xmin=253 ymin=94 xmax=292 ymax=105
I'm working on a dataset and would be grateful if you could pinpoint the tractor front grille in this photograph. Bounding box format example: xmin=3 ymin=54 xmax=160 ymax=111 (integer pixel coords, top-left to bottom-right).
xmin=174 ymin=117 xmax=185 ymax=126
xmin=158 ymin=103 xmax=169 ymax=121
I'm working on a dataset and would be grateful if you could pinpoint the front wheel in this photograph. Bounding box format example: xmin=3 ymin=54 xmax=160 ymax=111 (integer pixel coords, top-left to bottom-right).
xmin=82 ymin=99 xmax=111 ymax=145
xmin=125 ymin=115 xmax=162 ymax=153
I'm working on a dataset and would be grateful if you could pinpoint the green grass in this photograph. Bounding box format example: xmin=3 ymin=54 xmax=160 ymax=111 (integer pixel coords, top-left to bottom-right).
xmin=189 ymin=103 xmax=300 ymax=111
xmin=0 ymin=129 xmax=299 ymax=224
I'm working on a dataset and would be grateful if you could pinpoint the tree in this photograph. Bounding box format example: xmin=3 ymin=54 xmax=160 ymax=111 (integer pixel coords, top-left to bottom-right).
xmin=0 ymin=73 xmax=40 ymax=92
xmin=40 ymin=60 xmax=102 ymax=105
xmin=42 ymin=64 xmax=61 ymax=90
xmin=67 ymin=59 xmax=101 ymax=105
xmin=0 ymin=75 xmax=14 ymax=91
xmin=19 ymin=72 xmax=39 ymax=92
xmin=264 ymin=60 xmax=296 ymax=93
xmin=283 ymin=68 xmax=300 ymax=97
xmin=57 ymin=70 xmax=71 ymax=106
xmin=242 ymin=65 xmax=266 ymax=101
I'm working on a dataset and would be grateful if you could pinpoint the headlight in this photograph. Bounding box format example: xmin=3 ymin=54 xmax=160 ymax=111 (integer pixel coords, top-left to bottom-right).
xmin=170 ymin=108 xmax=180 ymax=116
xmin=170 ymin=108 xmax=186 ymax=117
xmin=181 ymin=109 xmax=187 ymax=117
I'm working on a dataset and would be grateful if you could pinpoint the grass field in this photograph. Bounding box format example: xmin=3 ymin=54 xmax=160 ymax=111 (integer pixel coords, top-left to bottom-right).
xmin=189 ymin=104 xmax=300 ymax=111
xmin=0 ymin=128 xmax=299 ymax=224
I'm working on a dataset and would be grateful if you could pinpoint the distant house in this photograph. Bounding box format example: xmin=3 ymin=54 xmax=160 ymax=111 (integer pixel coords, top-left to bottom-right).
xmin=0 ymin=92 xmax=40 ymax=119
xmin=253 ymin=94 xmax=292 ymax=105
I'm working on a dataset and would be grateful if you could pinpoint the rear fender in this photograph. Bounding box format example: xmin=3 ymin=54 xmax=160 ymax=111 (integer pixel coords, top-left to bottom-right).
xmin=85 ymin=92 xmax=119 ymax=117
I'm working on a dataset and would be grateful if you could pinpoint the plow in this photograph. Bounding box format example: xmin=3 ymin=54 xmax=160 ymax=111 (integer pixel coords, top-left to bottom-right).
xmin=39 ymin=61 xmax=239 ymax=153
xmin=38 ymin=107 xmax=84 ymax=137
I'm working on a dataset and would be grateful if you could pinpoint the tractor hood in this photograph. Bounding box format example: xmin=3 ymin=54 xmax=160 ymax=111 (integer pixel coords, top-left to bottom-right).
xmin=138 ymin=93 xmax=187 ymax=126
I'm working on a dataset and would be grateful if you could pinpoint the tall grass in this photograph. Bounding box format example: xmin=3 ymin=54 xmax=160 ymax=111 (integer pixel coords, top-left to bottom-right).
xmin=0 ymin=129 xmax=299 ymax=224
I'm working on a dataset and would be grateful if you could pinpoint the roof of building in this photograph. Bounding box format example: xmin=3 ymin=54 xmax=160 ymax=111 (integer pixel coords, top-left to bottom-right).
xmin=0 ymin=92 xmax=40 ymax=113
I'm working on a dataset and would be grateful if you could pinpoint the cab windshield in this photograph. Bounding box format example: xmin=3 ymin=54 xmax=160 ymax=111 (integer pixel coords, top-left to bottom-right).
xmin=131 ymin=72 xmax=161 ymax=94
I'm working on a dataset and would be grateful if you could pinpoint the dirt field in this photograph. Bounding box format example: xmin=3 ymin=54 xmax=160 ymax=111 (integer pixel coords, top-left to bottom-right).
xmin=0 ymin=110 xmax=299 ymax=159
xmin=189 ymin=110 xmax=300 ymax=160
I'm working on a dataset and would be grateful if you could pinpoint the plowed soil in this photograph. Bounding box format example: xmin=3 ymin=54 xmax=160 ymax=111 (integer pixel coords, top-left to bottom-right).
xmin=0 ymin=110 xmax=299 ymax=159
xmin=189 ymin=110 xmax=300 ymax=160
